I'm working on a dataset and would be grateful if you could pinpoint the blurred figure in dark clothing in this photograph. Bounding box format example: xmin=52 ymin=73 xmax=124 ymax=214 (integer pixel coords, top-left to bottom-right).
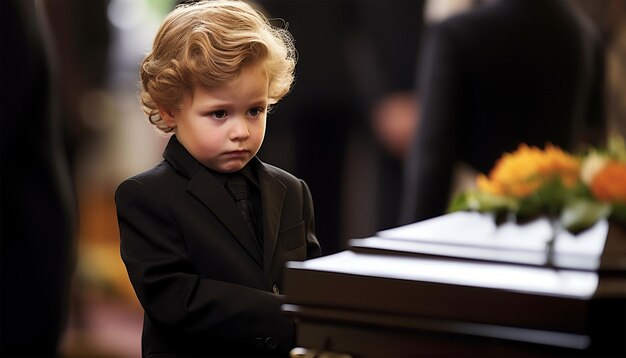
xmin=400 ymin=0 xmax=606 ymax=224
xmin=575 ymin=0 xmax=626 ymax=139
xmin=255 ymin=1 xmax=358 ymax=255
xmin=347 ymin=1 xmax=425 ymax=231
xmin=1 ymin=1 xmax=76 ymax=355
xmin=1 ymin=1 xmax=109 ymax=355
xmin=257 ymin=1 xmax=425 ymax=251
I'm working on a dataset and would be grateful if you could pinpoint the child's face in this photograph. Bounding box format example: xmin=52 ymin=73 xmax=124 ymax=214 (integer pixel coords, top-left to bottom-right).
xmin=163 ymin=63 xmax=268 ymax=173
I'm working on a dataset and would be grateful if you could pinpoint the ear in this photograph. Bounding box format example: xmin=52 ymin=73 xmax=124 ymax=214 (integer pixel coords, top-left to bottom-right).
xmin=158 ymin=107 xmax=176 ymax=129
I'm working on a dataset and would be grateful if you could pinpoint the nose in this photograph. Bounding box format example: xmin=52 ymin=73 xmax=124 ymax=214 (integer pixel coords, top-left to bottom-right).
xmin=230 ymin=116 xmax=250 ymax=141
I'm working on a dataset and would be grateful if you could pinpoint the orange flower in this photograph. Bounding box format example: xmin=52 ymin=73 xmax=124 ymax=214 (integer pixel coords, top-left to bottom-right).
xmin=477 ymin=144 xmax=580 ymax=198
xmin=590 ymin=161 xmax=626 ymax=203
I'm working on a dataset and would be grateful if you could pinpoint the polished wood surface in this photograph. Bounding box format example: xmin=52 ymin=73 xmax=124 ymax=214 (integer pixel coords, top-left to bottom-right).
xmin=283 ymin=213 xmax=626 ymax=357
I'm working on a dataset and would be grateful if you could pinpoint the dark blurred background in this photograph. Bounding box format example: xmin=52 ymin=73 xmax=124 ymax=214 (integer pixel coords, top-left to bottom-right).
xmin=1 ymin=1 xmax=624 ymax=357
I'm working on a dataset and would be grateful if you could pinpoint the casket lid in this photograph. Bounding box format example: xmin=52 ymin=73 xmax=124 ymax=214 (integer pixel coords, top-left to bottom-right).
xmin=350 ymin=212 xmax=626 ymax=271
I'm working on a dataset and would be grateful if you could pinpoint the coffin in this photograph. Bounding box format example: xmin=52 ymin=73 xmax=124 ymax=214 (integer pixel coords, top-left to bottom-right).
xmin=282 ymin=212 xmax=626 ymax=357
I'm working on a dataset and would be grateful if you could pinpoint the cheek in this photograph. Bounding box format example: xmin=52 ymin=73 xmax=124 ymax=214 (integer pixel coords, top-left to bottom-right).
xmin=187 ymin=131 xmax=224 ymax=158
xmin=256 ymin=117 xmax=267 ymax=135
xmin=254 ymin=121 xmax=267 ymax=143
xmin=200 ymin=133 xmax=225 ymax=151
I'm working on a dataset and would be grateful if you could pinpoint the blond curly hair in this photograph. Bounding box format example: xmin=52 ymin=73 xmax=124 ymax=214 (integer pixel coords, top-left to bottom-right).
xmin=140 ymin=0 xmax=296 ymax=133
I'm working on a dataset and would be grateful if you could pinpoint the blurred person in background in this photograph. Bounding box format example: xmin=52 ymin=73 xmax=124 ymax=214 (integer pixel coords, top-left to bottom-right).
xmin=254 ymin=1 xmax=361 ymax=254
xmin=344 ymin=1 xmax=426 ymax=232
xmin=399 ymin=0 xmax=606 ymax=225
xmin=2 ymin=1 xmax=75 ymax=355
xmin=257 ymin=1 xmax=425 ymax=249
xmin=1 ymin=0 xmax=110 ymax=356
xmin=575 ymin=0 xmax=626 ymax=139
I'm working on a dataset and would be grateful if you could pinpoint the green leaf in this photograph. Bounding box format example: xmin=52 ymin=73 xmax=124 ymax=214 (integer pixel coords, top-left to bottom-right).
xmin=447 ymin=190 xmax=517 ymax=213
xmin=611 ymin=203 xmax=626 ymax=224
xmin=607 ymin=134 xmax=626 ymax=161
xmin=560 ymin=199 xmax=611 ymax=232
xmin=517 ymin=180 xmax=560 ymax=216
xmin=448 ymin=191 xmax=471 ymax=212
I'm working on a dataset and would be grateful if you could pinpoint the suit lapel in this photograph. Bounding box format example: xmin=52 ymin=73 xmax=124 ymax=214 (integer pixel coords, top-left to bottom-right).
xmin=188 ymin=170 xmax=263 ymax=267
xmin=256 ymin=160 xmax=286 ymax=278
xmin=164 ymin=136 xmax=263 ymax=267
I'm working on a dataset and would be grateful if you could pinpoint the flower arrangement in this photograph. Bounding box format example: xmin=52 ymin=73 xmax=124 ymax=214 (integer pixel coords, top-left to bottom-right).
xmin=449 ymin=135 xmax=626 ymax=232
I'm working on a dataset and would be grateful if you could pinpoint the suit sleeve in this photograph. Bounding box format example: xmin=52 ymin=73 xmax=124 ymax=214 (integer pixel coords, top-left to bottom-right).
xmin=301 ymin=179 xmax=322 ymax=258
xmin=400 ymin=22 xmax=466 ymax=224
xmin=115 ymin=178 xmax=295 ymax=353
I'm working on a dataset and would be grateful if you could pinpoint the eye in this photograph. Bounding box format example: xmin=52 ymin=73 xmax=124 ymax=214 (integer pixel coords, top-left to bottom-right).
xmin=210 ymin=110 xmax=227 ymax=120
xmin=248 ymin=107 xmax=266 ymax=117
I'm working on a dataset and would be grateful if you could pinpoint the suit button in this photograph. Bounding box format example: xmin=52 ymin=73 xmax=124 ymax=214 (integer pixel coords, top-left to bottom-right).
xmin=265 ymin=336 xmax=277 ymax=350
xmin=253 ymin=337 xmax=264 ymax=350
xmin=272 ymin=284 xmax=280 ymax=294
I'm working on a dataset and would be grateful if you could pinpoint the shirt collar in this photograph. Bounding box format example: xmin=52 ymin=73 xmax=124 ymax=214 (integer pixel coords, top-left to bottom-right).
xmin=208 ymin=162 xmax=259 ymax=189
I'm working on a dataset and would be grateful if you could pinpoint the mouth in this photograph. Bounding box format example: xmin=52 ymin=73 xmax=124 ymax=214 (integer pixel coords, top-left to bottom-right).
xmin=223 ymin=149 xmax=250 ymax=157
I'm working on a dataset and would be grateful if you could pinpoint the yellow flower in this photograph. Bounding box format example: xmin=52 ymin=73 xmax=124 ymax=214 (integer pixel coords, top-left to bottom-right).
xmin=450 ymin=135 xmax=626 ymax=232
xmin=477 ymin=144 xmax=580 ymax=198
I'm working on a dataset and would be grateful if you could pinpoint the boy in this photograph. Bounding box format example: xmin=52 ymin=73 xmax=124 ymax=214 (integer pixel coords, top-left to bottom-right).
xmin=114 ymin=1 xmax=322 ymax=356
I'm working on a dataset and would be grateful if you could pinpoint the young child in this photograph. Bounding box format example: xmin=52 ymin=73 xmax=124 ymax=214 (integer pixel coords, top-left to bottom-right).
xmin=114 ymin=1 xmax=322 ymax=356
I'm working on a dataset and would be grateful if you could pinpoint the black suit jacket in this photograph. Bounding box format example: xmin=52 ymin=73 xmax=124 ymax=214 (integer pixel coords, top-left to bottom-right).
xmin=400 ymin=0 xmax=605 ymax=224
xmin=115 ymin=136 xmax=321 ymax=357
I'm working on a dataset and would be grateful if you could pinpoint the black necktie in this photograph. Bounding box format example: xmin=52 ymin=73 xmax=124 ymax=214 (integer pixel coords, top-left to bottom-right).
xmin=226 ymin=174 xmax=260 ymax=245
